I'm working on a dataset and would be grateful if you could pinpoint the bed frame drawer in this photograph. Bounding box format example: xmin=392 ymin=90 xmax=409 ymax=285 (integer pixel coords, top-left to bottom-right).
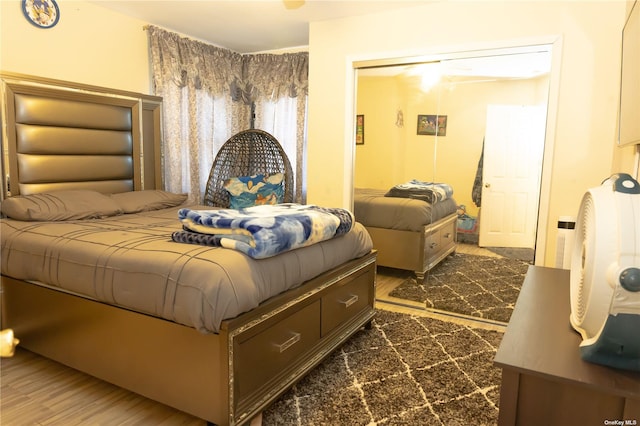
xmin=423 ymin=215 xmax=456 ymax=254
xmin=321 ymin=266 xmax=374 ymax=336
xmin=424 ymin=227 xmax=442 ymax=253
xmin=233 ymin=300 xmax=321 ymax=403
xmin=441 ymin=226 xmax=455 ymax=248
xmin=420 ymin=213 xmax=458 ymax=279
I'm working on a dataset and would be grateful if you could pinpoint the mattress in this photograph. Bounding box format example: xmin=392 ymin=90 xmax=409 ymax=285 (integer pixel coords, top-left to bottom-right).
xmin=0 ymin=205 xmax=373 ymax=334
xmin=354 ymin=188 xmax=457 ymax=232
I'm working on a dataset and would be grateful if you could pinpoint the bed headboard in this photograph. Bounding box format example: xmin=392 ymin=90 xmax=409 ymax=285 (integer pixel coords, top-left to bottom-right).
xmin=0 ymin=72 xmax=163 ymax=200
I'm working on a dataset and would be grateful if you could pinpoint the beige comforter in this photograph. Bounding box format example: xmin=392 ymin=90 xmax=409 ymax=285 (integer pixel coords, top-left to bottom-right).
xmin=0 ymin=205 xmax=373 ymax=333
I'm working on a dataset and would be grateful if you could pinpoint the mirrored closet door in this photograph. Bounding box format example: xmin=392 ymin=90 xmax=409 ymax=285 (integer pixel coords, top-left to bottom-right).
xmin=354 ymin=47 xmax=552 ymax=257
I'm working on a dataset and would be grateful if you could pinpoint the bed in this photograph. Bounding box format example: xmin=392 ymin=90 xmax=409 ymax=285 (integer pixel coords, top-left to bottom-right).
xmin=0 ymin=72 xmax=377 ymax=426
xmin=354 ymin=187 xmax=457 ymax=281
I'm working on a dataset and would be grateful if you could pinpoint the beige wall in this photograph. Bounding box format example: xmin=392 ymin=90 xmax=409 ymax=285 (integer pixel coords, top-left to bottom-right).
xmin=355 ymin=77 xmax=405 ymax=190
xmin=308 ymin=0 xmax=634 ymax=266
xmin=1 ymin=0 xmax=150 ymax=93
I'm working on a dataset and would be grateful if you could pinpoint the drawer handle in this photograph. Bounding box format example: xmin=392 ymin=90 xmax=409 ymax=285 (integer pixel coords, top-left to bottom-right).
xmin=275 ymin=332 xmax=301 ymax=353
xmin=429 ymin=242 xmax=438 ymax=249
xmin=340 ymin=294 xmax=359 ymax=308
xmin=443 ymin=232 xmax=452 ymax=239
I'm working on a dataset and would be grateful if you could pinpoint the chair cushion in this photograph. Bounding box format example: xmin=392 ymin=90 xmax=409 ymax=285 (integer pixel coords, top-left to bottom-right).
xmin=223 ymin=173 xmax=285 ymax=209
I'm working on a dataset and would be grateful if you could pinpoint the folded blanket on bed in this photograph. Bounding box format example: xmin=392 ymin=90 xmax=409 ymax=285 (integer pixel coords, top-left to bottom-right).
xmin=172 ymin=203 xmax=354 ymax=259
xmin=385 ymin=180 xmax=453 ymax=203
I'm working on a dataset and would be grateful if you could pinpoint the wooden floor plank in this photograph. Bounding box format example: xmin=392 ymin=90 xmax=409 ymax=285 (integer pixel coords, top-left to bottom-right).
xmin=1 ymin=349 xmax=206 ymax=425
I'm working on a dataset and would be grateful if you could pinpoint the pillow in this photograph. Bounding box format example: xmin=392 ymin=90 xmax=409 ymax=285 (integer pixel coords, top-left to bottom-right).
xmin=1 ymin=190 xmax=123 ymax=221
xmin=110 ymin=190 xmax=188 ymax=213
xmin=223 ymin=173 xmax=285 ymax=209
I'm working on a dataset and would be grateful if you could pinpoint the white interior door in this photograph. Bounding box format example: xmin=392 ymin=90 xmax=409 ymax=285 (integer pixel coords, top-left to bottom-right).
xmin=479 ymin=104 xmax=546 ymax=248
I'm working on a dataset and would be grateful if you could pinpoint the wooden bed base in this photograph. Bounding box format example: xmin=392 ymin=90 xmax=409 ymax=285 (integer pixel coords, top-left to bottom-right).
xmin=1 ymin=252 xmax=376 ymax=426
xmin=365 ymin=213 xmax=457 ymax=281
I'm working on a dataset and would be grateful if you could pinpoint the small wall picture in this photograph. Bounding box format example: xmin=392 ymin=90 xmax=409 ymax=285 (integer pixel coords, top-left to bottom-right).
xmin=356 ymin=114 xmax=365 ymax=145
xmin=417 ymin=114 xmax=447 ymax=136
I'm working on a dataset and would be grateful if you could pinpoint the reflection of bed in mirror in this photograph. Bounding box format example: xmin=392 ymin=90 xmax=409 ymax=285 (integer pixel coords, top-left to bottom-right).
xmin=354 ymin=187 xmax=457 ymax=281
xmin=0 ymin=73 xmax=377 ymax=426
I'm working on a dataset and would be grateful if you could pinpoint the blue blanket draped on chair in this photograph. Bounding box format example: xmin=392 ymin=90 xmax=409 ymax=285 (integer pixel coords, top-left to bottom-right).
xmin=172 ymin=203 xmax=354 ymax=259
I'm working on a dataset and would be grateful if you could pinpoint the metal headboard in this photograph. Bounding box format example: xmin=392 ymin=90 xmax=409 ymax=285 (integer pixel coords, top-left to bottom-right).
xmin=0 ymin=72 xmax=163 ymax=200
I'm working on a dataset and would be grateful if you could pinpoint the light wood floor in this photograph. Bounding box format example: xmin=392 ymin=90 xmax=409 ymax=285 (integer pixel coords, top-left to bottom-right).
xmin=0 ymin=243 xmax=502 ymax=425
xmin=1 ymin=348 xmax=206 ymax=425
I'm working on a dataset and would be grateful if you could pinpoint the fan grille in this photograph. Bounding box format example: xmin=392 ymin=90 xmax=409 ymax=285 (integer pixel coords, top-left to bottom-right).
xmin=572 ymin=194 xmax=595 ymax=324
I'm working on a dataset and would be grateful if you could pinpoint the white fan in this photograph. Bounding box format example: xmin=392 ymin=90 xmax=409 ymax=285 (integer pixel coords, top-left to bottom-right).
xmin=569 ymin=173 xmax=640 ymax=371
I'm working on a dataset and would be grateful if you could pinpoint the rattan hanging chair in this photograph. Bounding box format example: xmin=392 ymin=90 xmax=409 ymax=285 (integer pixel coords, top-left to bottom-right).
xmin=203 ymin=129 xmax=294 ymax=207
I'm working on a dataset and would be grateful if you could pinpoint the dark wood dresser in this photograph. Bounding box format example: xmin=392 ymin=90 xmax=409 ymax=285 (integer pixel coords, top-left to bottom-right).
xmin=494 ymin=266 xmax=640 ymax=425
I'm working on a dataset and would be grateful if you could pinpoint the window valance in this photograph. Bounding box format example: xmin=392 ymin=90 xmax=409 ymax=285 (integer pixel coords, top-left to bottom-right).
xmin=147 ymin=25 xmax=308 ymax=103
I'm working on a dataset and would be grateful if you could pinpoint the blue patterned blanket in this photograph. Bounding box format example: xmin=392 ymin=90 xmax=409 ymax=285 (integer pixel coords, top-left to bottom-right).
xmin=385 ymin=180 xmax=454 ymax=203
xmin=172 ymin=203 xmax=354 ymax=259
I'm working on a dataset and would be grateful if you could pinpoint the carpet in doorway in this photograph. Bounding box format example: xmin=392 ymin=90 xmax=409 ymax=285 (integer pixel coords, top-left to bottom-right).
xmin=388 ymin=253 xmax=530 ymax=323
xmin=262 ymin=309 xmax=503 ymax=425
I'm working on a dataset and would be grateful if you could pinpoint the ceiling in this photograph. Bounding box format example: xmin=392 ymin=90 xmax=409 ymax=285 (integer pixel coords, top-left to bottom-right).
xmin=90 ymin=0 xmax=430 ymax=53
xmin=90 ymin=0 xmax=550 ymax=79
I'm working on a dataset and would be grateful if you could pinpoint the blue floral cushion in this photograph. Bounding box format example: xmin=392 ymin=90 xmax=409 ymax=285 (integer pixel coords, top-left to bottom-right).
xmin=223 ymin=173 xmax=285 ymax=209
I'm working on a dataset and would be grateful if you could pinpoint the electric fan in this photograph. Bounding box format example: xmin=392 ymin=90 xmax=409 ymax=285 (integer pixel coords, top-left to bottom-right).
xmin=569 ymin=173 xmax=640 ymax=371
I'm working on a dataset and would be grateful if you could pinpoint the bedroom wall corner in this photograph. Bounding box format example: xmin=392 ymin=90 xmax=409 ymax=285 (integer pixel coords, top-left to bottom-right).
xmin=0 ymin=0 xmax=151 ymax=94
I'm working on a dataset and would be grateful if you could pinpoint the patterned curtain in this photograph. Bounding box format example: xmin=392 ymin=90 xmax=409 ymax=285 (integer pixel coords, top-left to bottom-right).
xmin=147 ymin=25 xmax=308 ymax=203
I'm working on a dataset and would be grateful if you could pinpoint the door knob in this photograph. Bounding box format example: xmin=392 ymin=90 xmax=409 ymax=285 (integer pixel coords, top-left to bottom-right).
xmin=484 ymin=183 xmax=491 ymax=188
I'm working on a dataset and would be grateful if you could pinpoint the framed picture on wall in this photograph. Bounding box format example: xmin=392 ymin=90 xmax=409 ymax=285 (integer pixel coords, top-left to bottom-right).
xmin=356 ymin=114 xmax=365 ymax=145
xmin=417 ymin=114 xmax=447 ymax=136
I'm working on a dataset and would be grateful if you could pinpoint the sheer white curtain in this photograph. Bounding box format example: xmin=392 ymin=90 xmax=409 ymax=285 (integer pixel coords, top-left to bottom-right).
xmin=159 ymin=88 xmax=251 ymax=201
xmin=147 ymin=26 xmax=307 ymax=203
xmin=256 ymin=96 xmax=307 ymax=201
